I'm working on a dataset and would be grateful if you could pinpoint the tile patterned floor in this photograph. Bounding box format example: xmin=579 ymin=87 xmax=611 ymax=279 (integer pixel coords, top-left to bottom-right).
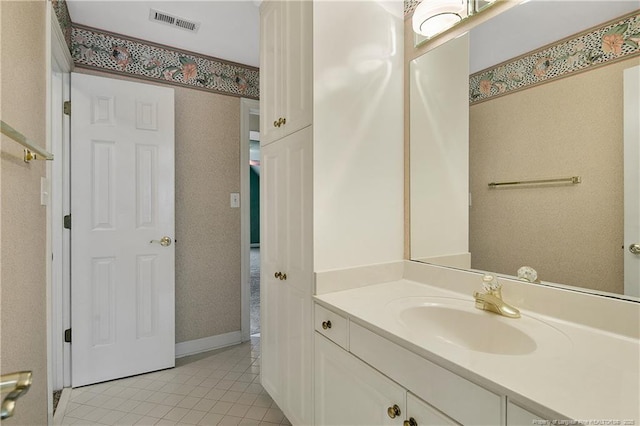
xmin=60 ymin=337 xmax=290 ymax=426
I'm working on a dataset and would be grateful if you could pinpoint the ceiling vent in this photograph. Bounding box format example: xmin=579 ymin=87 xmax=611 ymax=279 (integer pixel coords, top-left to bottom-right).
xmin=149 ymin=9 xmax=200 ymax=33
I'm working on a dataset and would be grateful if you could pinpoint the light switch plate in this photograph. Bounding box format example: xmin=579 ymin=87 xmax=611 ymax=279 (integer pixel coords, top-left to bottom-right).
xmin=230 ymin=192 xmax=240 ymax=208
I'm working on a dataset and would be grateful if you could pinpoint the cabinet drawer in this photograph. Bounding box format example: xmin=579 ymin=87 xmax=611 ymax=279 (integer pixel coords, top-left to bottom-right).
xmin=507 ymin=400 xmax=546 ymax=426
xmin=314 ymin=303 xmax=348 ymax=349
xmin=407 ymin=392 xmax=459 ymax=426
xmin=349 ymin=322 xmax=502 ymax=426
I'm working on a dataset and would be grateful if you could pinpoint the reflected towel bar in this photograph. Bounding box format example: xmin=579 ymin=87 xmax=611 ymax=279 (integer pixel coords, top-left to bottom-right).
xmin=1 ymin=371 xmax=33 ymax=420
xmin=1 ymin=120 xmax=54 ymax=162
xmin=488 ymin=176 xmax=581 ymax=188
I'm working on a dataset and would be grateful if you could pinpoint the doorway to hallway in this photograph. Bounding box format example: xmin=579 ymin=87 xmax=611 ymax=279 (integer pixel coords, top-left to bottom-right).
xmin=241 ymin=98 xmax=260 ymax=339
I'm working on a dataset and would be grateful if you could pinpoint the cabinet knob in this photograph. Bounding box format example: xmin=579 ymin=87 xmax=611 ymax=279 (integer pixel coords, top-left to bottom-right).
xmin=321 ymin=320 xmax=332 ymax=330
xmin=273 ymin=117 xmax=286 ymax=128
xmin=404 ymin=418 xmax=418 ymax=426
xmin=387 ymin=404 xmax=401 ymax=419
xmin=274 ymin=272 xmax=281 ymax=279
xmin=274 ymin=272 xmax=287 ymax=280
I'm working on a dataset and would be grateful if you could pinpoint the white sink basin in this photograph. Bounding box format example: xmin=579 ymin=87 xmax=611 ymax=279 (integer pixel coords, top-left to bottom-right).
xmin=385 ymin=297 xmax=571 ymax=356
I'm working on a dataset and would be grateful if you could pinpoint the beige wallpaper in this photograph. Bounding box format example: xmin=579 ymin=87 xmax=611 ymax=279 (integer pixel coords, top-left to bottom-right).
xmin=469 ymin=56 xmax=640 ymax=294
xmin=78 ymin=68 xmax=242 ymax=343
xmin=1 ymin=1 xmax=49 ymax=424
xmin=174 ymin=85 xmax=241 ymax=342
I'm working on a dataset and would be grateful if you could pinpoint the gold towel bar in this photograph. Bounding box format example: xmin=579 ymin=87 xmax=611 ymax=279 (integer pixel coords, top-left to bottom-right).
xmin=1 ymin=120 xmax=54 ymax=162
xmin=1 ymin=371 xmax=33 ymax=420
xmin=488 ymin=176 xmax=581 ymax=188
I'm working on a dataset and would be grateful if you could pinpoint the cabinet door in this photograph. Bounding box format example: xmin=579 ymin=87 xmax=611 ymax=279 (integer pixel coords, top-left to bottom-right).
xmin=260 ymin=127 xmax=313 ymax=425
xmin=407 ymin=393 xmax=459 ymax=426
xmin=260 ymin=0 xmax=312 ymax=146
xmin=259 ymin=0 xmax=282 ymax=146
xmin=315 ymin=333 xmax=406 ymax=425
xmin=280 ymin=0 xmax=312 ymax=140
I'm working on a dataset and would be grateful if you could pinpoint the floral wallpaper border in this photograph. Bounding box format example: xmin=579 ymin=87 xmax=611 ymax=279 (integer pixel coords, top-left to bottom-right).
xmin=70 ymin=24 xmax=259 ymax=99
xmin=51 ymin=0 xmax=72 ymax=48
xmin=469 ymin=11 xmax=640 ymax=104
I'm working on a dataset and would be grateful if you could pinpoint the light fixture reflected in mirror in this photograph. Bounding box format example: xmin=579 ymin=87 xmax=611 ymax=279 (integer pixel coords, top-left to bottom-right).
xmin=412 ymin=0 xmax=468 ymax=38
xmin=412 ymin=0 xmax=499 ymax=40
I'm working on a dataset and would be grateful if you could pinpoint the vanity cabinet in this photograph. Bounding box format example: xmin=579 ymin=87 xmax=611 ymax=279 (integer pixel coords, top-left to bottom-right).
xmin=260 ymin=127 xmax=313 ymax=425
xmin=315 ymin=333 xmax=406 ymax=425
xmin=315 ymin=333 xmax=461 ymax=426
xmin=259 ymin=0 xmax=312 ymax=146
xmin=314 ymin=302 xmax=502 ymax=425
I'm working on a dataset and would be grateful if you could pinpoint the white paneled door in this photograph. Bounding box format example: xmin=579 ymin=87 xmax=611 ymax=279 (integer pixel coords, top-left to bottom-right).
xmin=624 ymin=65 xmax=640 ymax=297
xmin=70 ymin=73 xmax=175 ymax=387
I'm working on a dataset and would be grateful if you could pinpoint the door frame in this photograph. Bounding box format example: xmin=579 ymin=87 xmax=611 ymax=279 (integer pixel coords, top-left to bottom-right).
xmin=47 ymin=2 xmax=74 ymax=416
xmin=240 ymin=98 xmax=259 ymax=342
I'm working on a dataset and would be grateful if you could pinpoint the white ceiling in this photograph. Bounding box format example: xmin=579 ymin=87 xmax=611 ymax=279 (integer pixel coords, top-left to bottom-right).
xmin=66 ymin=0 xmax=261 ymax=67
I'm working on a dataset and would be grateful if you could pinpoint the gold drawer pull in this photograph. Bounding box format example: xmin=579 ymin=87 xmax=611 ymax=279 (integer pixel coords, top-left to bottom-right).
xmin=404 ymin=417 xmax=418 ymax=426
xmin=321 ymin=320 xmax=332 ymax=330
xmin=387 ymin=404 xmax=401 ymax=419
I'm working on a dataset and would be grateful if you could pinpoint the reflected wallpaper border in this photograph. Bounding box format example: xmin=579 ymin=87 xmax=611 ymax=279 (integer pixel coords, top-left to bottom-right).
xmin=404 ymin=0 xmax=421 ymax=17
xmin=51 ymin=0 xmax=72 ymax=48
xmin=469 ymin=11 xmax=640 ymax=104
xmin=71 ymin=25 xmax=259 ymax=99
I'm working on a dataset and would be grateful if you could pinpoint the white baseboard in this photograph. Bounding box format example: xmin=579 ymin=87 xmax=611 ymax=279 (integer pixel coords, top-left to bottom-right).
xmin=175 ymin=331 xmax=243 ymax=358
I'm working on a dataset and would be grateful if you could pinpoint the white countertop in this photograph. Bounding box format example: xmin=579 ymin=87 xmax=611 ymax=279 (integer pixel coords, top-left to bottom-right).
xmin=315 ymin=278 xmax=640 ymax=422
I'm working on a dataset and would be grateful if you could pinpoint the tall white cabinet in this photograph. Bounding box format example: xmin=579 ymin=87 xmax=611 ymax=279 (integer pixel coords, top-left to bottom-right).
xmin=259 ymin=1 xmax=404 ymax=424
xmin=259 ymin=1 xmax=313 ymax=424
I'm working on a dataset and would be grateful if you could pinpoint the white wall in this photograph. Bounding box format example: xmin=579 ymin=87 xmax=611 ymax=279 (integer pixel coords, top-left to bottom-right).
xmin=312 ymin=0 xmax=404 ymax=272
xmin=410 ymin=33 xmax=469 ymax=262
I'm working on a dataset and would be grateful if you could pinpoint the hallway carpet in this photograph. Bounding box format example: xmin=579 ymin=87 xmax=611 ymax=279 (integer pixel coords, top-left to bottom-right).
xmin=59 ymin=337 xmax=289 ymax=425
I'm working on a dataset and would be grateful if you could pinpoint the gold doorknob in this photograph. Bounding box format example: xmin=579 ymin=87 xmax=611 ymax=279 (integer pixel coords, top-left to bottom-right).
xmin=404 ymin=417 xmax=418 ymax=426
xmin=273 ymin=120 xmax=278 ymax=128
xmin=280 ymin=273 xmax=287 ymax=280
xmin=387 ymin=404 xmax=401 ymax=419
xmin=322 ymin=320 xmax=332 ymax=330
xmin=281 ymin=117 xmax=286 ymax=125
xmin=274 ymin=272 xmax=281 ymax=279
xmin=150 ymin=236 xmax=172 ymax=247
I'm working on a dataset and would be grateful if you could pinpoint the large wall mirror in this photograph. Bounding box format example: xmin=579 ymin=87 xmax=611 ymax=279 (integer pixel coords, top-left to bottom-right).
xmin=410 ymin=0 xmax=640 ymax=300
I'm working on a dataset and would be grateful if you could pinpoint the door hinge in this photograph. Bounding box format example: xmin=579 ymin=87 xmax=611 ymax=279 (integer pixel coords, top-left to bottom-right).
xmin=64 ymin=328 xmax=72 ymax=343
xmin=63 ymin=101 xmax=71 ymax=116
xmin=63 ymin=214 xmax=71 ymax=229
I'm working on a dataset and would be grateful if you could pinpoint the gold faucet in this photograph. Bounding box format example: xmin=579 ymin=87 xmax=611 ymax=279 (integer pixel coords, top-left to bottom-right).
xmin=473 ymin=275 xmax=520 ymax=318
